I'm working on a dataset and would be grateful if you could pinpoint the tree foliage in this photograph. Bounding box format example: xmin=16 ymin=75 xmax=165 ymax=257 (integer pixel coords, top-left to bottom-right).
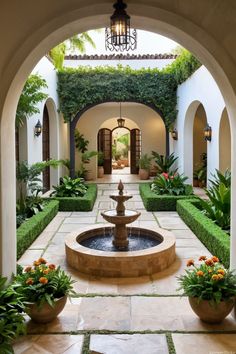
xmin=57 ymin=49 xmax=201 ymax=128
xmin=16 ymin=74 xmax=48 ymax=128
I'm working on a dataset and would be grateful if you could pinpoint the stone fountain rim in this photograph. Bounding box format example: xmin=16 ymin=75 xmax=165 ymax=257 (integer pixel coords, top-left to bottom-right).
xmin=65 ymin=224 xmax=175 ymax=258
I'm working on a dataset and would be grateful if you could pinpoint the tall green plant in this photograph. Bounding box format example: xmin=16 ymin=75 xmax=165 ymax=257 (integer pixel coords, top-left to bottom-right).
xmin=16 ymin=74 xmax=48 ymax=128
xmin=152 ymin=152 xmax=178 ymax=173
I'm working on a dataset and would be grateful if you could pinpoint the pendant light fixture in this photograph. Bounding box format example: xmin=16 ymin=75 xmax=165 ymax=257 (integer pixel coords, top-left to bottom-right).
xmin=105 ymin=0 xmax=137 ymax=52
xmin=117 ymin=102 xmax=125 ymax=127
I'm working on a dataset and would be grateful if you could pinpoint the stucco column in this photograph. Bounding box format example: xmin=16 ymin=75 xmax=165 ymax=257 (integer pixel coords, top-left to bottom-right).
xmin=0 ymin=116 xmax=16 ymax=277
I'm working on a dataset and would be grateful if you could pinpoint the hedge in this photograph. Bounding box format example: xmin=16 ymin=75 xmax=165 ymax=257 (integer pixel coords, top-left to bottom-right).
xmin=17 ymin=200 xmax=59 ymax=259
xmin=49 ymin=183 xmax=97 ymax=211
xmin=177 ymin=199 xmax=230 ymax=267
xmin=139 ymin=183 xmax=194 ymax=211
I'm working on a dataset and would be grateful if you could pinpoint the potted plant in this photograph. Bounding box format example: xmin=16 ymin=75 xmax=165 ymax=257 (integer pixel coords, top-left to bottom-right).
xmin=138 ymin=154 xmax=152 ymax=180
xmin=97 ymin=151 xmax=104 ymax=178
xmin=81 ymin=150 xmax=97 ymax=180
xmin=14 ymin=258 xmax=75 ymax=323
xmin=0 ymin=276 xmax=26 ymax=353
xmin=177 ymin=256 xmax=236 ymax=323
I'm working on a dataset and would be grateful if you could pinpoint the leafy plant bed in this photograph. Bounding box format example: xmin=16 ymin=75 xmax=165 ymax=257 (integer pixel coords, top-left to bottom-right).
xmin=17 ymin=200 xmax=59 ymax=259
xmin=177 ymin=199 xmax=230 ymax=267
xmin=49 ymin=183 xmax=97 ymax=211
xmin=139 ymin=183 xmax=194 ymax=211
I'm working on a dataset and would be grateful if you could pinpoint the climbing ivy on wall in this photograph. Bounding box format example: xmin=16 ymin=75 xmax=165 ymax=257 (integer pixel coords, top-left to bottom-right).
xmin=57 ymin=49 xmax=201 ymax=128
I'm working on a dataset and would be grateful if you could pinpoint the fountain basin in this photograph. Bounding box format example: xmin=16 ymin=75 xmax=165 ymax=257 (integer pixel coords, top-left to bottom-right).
xmin=65 ymin=225 xmax=176 ymax=277
xmin=101 ymin=209 xmax=141 ymax=224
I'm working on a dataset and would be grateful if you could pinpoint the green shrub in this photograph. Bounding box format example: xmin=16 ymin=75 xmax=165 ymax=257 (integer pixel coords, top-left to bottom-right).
xmin=151 ymin=151 xmax=178 ymax=173
xmin=140 ymin=183 xmax=194 ymax=211
xmin=50 ymin=183 xmax=97 ymax=211
xmin=151 ymin=172 xmax=193 ymax=196
xmin=0 ymin=277 xmax=26 ymax=353
xmin=138 ymin=154 xmax=152 ymax=170
xmin=17 ymin=200 xmax=59 ymax=259
xmin=177 ymin=199 xmax=230 ymax=267
xmin=52 ymin=176 xmax=87 ymax=197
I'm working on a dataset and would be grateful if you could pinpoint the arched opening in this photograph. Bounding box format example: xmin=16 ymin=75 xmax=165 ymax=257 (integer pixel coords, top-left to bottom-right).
xmin=193 ymin=104 xmax=207 ymax=187
xmin=2 ymin=2 xmax=236 ymax=275
xmin=42 ymin=105 xmax=50 ymax=192
xmin=219 ymin=108 xmax=231 ymax=173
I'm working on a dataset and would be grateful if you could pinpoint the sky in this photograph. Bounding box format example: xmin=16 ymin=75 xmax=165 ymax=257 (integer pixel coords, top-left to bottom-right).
xmin=77 ymin=29 xmax=179 ymax=55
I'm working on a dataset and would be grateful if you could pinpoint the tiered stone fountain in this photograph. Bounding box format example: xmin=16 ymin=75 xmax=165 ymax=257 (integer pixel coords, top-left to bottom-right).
xmin=65 ymin=181 xmax=175 ymax=277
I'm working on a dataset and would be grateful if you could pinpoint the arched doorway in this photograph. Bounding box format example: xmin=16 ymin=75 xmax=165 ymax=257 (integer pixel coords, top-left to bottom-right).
xmin=219 ymin=108 xmax=231 ymax=173
xmin=2 ymin=2 xmax=236 ymax=275
xmin=193 ymin=104 xmax=207 ymax=187
xmin=42 ymin=105 xmax=50 ymax=192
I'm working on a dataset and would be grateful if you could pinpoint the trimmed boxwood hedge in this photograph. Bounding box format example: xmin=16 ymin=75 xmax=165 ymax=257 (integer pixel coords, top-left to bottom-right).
xmin=139 ymin=183 xmax=194 ymax=211
xmin=49 ymin=183 xmax=97 ymax=211
xmin=17 ymin=200 xmax=59 ymax=259
xmin=177 ymin=199 xmax=230 ymax=267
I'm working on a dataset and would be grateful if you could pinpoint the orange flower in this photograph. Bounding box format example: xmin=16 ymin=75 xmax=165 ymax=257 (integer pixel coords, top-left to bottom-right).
xmin=211 ymin=256 xmax=219 ymax=263
xmin=38 ymin=257 xmax=47 ymax=264
xmin=212 ymin=274 xmax=219 ymax=281
xmin=205 ymin=259 xmax=214 ymax=266
xmin=39 ymin=277 xmax=48 ymax=284
xmin=26 ymin=278 xmax=34 ymax=285
xmin=208 ymin=269 xmax=213 ymax=273
xmin=33 ymin=260 xmax=41 ymax=266
xmin=217 ymin=269 xmax=225 ymax=275
xmin=196 ymin=270 xmax=204 ymax=277
xmin=217 ymin=273 xmax=224 ymax=280
xmin=24 ymin=266 xmax=32 ymax=273
xmin=186 ymin=259 xmax=194 ymax=267
xmin=48 ymin=264 xmax=56 ymax=270
xmin=43 ymin=269 xmax=49 ymax=275
xmin=199 ymin=256 xmax=207 ymax=261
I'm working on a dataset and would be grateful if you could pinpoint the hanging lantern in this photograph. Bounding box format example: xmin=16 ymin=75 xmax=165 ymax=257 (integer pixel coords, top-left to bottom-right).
xmin=171 ymin=128 xmax=178 ymax=140
xmin=105 ymin=0 xmax=137 ymax=52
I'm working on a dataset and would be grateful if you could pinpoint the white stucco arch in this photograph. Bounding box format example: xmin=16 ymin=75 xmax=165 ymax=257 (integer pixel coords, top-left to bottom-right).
xmin=219 ymin=108 xmax=231 ymax=173
xmin=2 ymin=1 xmax=236 ymax=276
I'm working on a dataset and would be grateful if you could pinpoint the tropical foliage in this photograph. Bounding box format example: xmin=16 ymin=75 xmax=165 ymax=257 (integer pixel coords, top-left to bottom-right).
xmin=0 ymin=277 xmax=26 ymax=354
xmin=178 ymin=256 xmax=236 ymax=303
xmin=14 ymin=258 xmax=75 ymax=308
xmin=52 ymin=176 xmax=87 ymax=197
xmin=152 ymin=151 xmax=178 ymax=173
xmin=151 ymin=172 xmax=193 ymax=196
xmin=199 ymin=169 xmax=231 ymax=231
xmin=138 ymin=154 xmax=153 ymax=170
xmin=16 ymin=74 xmax=48 ymax=128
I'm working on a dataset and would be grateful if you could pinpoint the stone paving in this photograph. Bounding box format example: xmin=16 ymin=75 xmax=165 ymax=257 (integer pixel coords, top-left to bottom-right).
xmin=14 ymin=183 xmax=236 ymax=354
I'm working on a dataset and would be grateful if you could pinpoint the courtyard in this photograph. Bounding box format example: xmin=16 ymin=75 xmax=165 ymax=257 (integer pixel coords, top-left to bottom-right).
xmin=13 ymin=182 xmax=236 ymax=354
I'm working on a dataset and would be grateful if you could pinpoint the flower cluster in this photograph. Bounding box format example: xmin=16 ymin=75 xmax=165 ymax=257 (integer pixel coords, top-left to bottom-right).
xmin=178 ymin=256 xmax=236 ymax=303
xmin=14 ymin=258 xmax=75 ymax=307
xmin=151 ymin=171 xmax=193 ymax=196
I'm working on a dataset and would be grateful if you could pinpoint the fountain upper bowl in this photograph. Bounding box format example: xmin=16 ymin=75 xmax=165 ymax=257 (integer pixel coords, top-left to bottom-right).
xmin=101 ymin=209 xmax=141 ymax=224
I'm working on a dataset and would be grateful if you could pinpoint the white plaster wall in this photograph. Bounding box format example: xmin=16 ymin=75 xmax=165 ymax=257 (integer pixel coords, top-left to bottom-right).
xmin=24 ymin=57 xmax=63 ymax=186
xmin=64 ymin=59 xmax=174 ymax=70
xmin=75 ymin=102 xmax=166 ymax=178
xmin=175 ymin=66 xmax=226 ymax=185
xmin=219 ymin=108 xmax=231 ymax=172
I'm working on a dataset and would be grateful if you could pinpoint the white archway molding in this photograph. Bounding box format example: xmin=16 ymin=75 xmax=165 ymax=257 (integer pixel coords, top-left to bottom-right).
xmin=2 ymin=2 xmax=236 ymax=275
xmin=219 ymin=108 xmax=231 ymax=173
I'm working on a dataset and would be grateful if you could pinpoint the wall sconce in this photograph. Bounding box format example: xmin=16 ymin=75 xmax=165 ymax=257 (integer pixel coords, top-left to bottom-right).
xmin=171 ymin=128 xmax=178 ymax=140
xmin=34 ymin=119 xmax=42 ymax=137
xmin=204 ymin=123 xmax=212 ymax=141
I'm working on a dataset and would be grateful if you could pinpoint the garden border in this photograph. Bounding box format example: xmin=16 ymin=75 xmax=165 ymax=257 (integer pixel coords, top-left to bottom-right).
xmin=17 ymin=200 xmax=59 ymax=259
xmin=177 ymin=199 xmax=230 ymax=267
xmin=49 ymin=183 xmax=97 ymax=211
xmin=139 ymin=183 xmax=194 ymax=211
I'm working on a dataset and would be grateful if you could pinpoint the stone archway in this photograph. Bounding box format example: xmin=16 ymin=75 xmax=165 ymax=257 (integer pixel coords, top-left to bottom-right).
xmin=2 ymin=2 xmax=236 ymax=276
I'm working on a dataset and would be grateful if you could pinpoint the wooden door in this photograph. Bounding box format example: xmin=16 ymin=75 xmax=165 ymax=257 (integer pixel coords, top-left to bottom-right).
xmin=98 ymin=128 xmax=112 ymax=174
xmin=130 ymin=129 xmax=141 ymax=174
xmin=42 ymin=106 xmax=50 ymax=192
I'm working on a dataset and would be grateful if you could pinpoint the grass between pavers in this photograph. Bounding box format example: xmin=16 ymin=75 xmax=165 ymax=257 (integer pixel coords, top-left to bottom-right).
xmin=177 ymin=199 xmax=230 ymax=268
xmin=139 ymin=183 xmax=194 ymax=211
xmin=17 ymin=200 xmax=59 ymax=259
xmin=48 ymin=183 xmax=97 ymax=211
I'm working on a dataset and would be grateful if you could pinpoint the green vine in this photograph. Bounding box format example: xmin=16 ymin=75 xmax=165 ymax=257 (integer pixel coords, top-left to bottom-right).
xmin=57 ymin=50 xmax=201 ymax=128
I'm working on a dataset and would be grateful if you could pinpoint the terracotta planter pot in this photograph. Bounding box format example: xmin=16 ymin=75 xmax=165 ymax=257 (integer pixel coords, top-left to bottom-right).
xmin=84 ymin=170 xmax=93 ymax=181
xmin=97 ymin=166 xmax=104 ymax=178
xmin=189 ymin=297 xmax=234 ymax=323
xmin=26 ymin=295 xmax=67 ymax=323
xmin=139 ymin=169 xmax=149 ymax=180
